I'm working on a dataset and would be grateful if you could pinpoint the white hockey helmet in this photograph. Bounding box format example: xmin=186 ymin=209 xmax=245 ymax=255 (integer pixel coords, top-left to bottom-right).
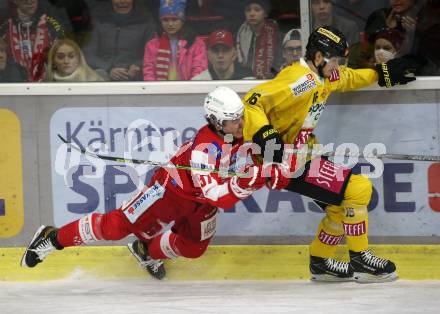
xmin=204 ymin=86 xmax=244 ymax=131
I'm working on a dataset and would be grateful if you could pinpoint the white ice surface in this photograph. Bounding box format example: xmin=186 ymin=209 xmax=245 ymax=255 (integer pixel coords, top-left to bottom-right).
xmin=1 ymin=274 xmax=439 ymax=314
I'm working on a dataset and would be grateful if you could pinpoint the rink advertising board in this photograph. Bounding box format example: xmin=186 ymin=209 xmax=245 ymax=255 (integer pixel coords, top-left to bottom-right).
xmin=50 ymin=104 xmax=440 ymax=237
xmin=0 ymin=109 xmax=24 ymax=238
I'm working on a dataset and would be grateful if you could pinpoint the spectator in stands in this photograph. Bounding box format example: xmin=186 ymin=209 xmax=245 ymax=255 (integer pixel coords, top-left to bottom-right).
xmin=373 ymin=28 xmax=404 ymax=64
xmin=310 ymin=0 xmax=360 ymax=46
xmin=49 ymin=0 xmax=92 ymax=46
xmin=414 ymin=0 xmax=440 ymax=75
xmin=279 ymin=28 xmax=302 ymax=71
xmin=45 ymin=38 xmax=104 ymax=82
xmin=334 ymin=0 xmax=388 ymax=30
xmin=192 ymin=29 xmax=254 ymax=80
xmin=143 ymin=0 xmax=207 ymax=81
xmin=236 ymin=0 xmax=282 ymax=79
xmin=0 ymin=36 xmax=27 ymax=82
xmin=348 ymin=27 xmax=405 ymax=69
xmin=82 ymin=0 xmax=156 ymax=81
xmin=365 ymin=0 xmax=421 ymax=56
xmin=0 ymin=0 xmax=65 ymax=82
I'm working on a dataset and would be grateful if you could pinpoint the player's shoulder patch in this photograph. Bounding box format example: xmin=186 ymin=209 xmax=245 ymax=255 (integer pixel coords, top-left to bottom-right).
xmin=289 ymin=73 xmax=317 ymax=96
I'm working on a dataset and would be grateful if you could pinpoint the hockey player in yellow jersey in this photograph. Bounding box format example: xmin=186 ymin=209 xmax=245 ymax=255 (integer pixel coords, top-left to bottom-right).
xmin=242 ymin=26 xmax=416 ymax=283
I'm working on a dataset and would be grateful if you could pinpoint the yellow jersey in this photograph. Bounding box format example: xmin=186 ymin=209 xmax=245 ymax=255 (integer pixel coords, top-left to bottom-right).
xmin=243 ymin=58 xmax=378 ymax=148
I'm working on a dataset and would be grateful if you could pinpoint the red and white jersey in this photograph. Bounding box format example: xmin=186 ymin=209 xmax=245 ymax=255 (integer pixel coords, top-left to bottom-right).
xmin=151 ymin=125 xmax=251 ymax=209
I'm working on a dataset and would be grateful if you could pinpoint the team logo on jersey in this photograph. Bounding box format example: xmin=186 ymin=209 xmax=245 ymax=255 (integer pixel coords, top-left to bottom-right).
xmin=289 ymin=73 xmax=317 ymax=96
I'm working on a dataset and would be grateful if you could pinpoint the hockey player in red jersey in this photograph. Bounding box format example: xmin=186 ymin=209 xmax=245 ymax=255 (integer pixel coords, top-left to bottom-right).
xmin=21 ymin=86 xmax=289 ymax=280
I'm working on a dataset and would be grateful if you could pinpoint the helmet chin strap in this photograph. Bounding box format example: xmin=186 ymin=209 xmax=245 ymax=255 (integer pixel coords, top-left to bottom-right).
xmin=312 ymin=59 xmax=326 ymax=78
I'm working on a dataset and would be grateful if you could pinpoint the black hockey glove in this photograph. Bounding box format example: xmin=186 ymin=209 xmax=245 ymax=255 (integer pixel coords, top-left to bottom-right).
xmin=376 ymin=56 xmax=417 ymax=88
xmin=252 ymin=125 xmax=284 ymax=163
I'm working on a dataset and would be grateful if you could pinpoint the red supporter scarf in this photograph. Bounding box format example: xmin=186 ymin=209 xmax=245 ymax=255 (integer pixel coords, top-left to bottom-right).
xmin=8 ymin=15 xmax=50 ymax=82
xmin=253 ymin=21 xmax=278 ymax=79
xmin=155 ymin=33 xmax=172 ymax=81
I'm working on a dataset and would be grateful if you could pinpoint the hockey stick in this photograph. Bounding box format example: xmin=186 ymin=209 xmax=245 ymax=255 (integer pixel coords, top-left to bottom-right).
xmin=57 ymin=134 xmax=240 ymax=176
xmin=58 ymin=134 xmax=440 ymax=176
xmin=315 ymin=151 xmax=440 ymax=162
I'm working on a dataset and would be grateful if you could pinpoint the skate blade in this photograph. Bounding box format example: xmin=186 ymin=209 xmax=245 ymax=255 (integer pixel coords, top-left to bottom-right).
xmin=354 ymin=271 xmax=398 ymax=283
xmin=311 ymin=274 xmax=355 ymax=282
xmin=127 ymin=242 xmax=143 ymax=264
xmin=20 ymin=225 xmax=47 ymax=268
xmin=127 ymin=242 xmax=166 ymax=280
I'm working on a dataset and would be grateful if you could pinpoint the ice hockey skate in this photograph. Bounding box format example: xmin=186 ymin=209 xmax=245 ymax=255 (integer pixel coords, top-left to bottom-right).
xmin=349 ymin=250 xmax=398 ymax=283
xmin=127 ymin=239 xmax=166 ymax=280
xmin=21 ymin=225 xmax=63 ymax=268
xmin=310 ymin=256 xmax=354 ymax=282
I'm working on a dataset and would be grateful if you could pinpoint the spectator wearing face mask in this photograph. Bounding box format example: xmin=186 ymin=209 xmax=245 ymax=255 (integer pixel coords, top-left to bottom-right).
xmin=365 ymin=0 xmax=422 ymax=56
xmin=373 ymin=28 xmax=404 ymax=63
xmin=349 ymin=27 xmax=404 ymax=68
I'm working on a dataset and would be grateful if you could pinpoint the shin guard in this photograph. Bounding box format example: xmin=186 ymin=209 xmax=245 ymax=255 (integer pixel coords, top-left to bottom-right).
xmin=148 ymin=230 xmax=210 ymax=260
xmin=148 ymin=230 xmax=181 ymax=260
xmin=340 ymin=174 xmax=371 ymax=252
xmin=309 ymin=207 xmax=345 ymax=258
xmin=343 ymin=207 xmax=369 ymax=252
xmin=57 ymin=213 xmax=104 ymax=247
